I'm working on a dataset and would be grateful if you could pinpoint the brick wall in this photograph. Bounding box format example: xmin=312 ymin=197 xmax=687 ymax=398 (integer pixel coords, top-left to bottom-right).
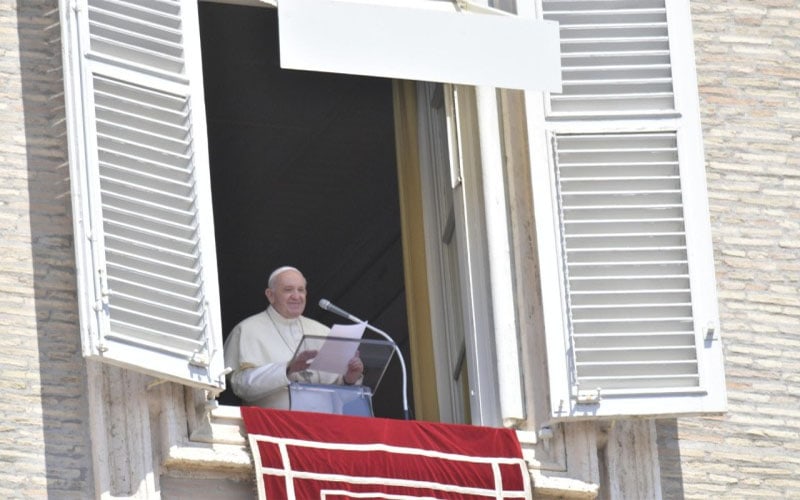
xmin=660 ymin=1 xmax=800 ymax=498
xmin=0 ymin=1 xmax=93 ymax=498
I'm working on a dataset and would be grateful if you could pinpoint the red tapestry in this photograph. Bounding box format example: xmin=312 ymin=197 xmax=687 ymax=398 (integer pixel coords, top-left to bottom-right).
xmin=241 ymin=407 xmax=531 ymax=499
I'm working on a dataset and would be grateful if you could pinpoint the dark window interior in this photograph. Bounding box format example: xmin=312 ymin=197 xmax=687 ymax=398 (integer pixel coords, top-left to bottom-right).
xmin=199 ymin=3 xmax=413 ymax=419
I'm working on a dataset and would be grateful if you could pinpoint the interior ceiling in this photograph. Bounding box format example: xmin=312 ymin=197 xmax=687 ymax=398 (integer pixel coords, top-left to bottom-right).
xmin=199 ymin=3 xmax=411 ymax=418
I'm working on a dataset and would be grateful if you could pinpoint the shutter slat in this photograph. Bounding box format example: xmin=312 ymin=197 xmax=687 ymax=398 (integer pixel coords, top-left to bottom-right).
xmin=97 ymin=136 xmax=190 ymax=163
xmin=547 ymin=11 xmax=667 ymax=24
xmin=572 ymin=287 xmax=690 ymax=297
xmin=95 ymin=76 xmax=184 ymax=114
xmin=578 ymin=377 xmax=702 ymax=392
xmin=106 ymin=246 xmax=200 ymax=282
xmin=571 ymin=318 xmax=693 ymax=332
xmin=562 ymin=52 xmax=671 ymax=64
xmin=542 ymin=0 xmax=665 ymax=8
xmin=100 ymin=174 xmax=194 ymax=207
xmin=572 ymin=306 xmax=692 ymax=321
xmin=578 ymin=360 xmax=696 ymax=375
xmin=561 ymin=40 xmax=669 ymax=53
xmin=104 ymin=204 xmax=196 ymax=237
xmin=568 ymin=247 xmax=687 ymax=260
xmin=109 ymin=276 xmax=201 ymax=310
xmin=108 ymin=264 xmax=200 ymax=298
xmin=97 ymin=106 xmax=188 ymax=142
xmin=105 ymin=326 xmax=204 ymax=355
xmin=576 ymin=345 xmax=696 ymax=361
xmin=89 ymin=23 xmax=183 ymax=56
xmin=97 ymin=119 xmax=189 ymax=155
xmin=99 ymin=149 xmax=192 ymax=183
xmin=93 ymin=0 xmax=181 ymax=22
xmin=104 ymin=230 xmax=199 ymax=265
xmin=97 ymin=134 xmax=191 ymax=165
xmin=112 ymin=293 xmax=203 ymax=327
xmin=569 ymin=263 xmax=688 ymax=275
xmin=90 ymin=38 xmax=184 ymax=75
xmin=568 ymin=277 xmax=690 ymax=293
xmin=574 ymin=332 xmax=695 ymax=347
xmin=102 ymin=192 xmax=196 ymax=226
xmin=89 ymin=5 xmax=182 ymax=39
xmin=101 ymin=163 xmax=193 ymax=194
xmin=578 ymin=378 xmax=700 ymax=393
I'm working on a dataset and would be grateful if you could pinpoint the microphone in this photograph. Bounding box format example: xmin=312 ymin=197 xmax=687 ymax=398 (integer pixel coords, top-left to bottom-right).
xmin=318 ymin=298 xmax=360 ymax=323
xmin=318 ymin=298 xmax=411 ymax=420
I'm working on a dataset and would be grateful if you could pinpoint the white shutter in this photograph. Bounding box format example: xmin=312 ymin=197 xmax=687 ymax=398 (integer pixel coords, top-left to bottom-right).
xmin=60 ymin=0 xmax=224 ymax=392
xmin=531 ymin=0 xmax=725 ymax=418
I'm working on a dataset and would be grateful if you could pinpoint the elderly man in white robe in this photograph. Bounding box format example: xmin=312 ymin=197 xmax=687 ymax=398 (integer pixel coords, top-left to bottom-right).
xmin=224 ymin=266 xmax=364 ymax=409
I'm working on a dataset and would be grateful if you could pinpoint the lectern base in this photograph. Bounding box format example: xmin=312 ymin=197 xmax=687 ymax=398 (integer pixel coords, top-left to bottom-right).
xmin=288 ymin=382 xmax=373 ymax=417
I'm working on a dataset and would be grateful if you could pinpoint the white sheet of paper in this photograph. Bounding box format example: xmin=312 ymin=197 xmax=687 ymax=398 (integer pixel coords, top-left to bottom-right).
xmin=308 ymin=322 xmax=366 ymax=374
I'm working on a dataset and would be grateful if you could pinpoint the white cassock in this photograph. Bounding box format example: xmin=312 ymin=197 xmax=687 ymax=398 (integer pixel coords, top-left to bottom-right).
xmin=223 ymin=305 xmax=336 ymax=409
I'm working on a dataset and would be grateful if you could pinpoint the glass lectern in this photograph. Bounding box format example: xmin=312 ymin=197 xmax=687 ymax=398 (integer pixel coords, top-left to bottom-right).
xmin=287 ymin=334 xmax=395 ymax=417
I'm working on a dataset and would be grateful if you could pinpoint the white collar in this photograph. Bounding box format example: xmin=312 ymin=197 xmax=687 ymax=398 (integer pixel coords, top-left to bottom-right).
xmin=266 ymin=305 xmax=302 ymax=327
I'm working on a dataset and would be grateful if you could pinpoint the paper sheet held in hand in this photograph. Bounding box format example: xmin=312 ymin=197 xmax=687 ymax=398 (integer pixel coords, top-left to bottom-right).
xmin=307 ymin=322 xmax=366 ymax=374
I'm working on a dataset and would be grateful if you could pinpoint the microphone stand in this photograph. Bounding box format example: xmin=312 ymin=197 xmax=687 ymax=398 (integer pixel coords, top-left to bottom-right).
xmin=362 ymin=321 xmax=410 ymax=421
xmin=321 ymin=300 xmax=410 ymax=420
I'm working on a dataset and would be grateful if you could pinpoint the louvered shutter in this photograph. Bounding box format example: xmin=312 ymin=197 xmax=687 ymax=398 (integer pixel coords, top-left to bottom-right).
xmin=60 ymin=0 xmax=224 ymax=391
xmin=533 ymin=0 xmax=725 ymax=418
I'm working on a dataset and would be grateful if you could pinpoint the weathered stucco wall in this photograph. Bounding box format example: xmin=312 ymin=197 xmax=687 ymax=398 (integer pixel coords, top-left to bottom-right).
xmin=0 ymin=0 xmax=94 ymax=497
xmin=659 ymin=1 xmax=800 ymax=498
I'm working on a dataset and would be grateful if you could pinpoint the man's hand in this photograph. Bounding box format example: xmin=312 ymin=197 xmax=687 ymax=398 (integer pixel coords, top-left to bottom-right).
xmin=343 ymin=351 xmax=364 ymax=385
xmin=286 ymin=349 xmax=318 ymax=376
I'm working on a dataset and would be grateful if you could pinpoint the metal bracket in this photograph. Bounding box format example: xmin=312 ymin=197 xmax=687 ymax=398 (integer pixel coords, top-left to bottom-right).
xmin=146 ymin=378 xmax=169 ymax=391
xmin=538 ymin=425 xmax=554 ymax=441
xmin=189 ymin=351 xmax=210 ymax=368
xmin=452 ymin=0 xmax=512 ymax=16
xmin=576 ymin=388 xmax=601 ymax=404
xmin=217 ymin=367 xmax=233 ymax=386
xmin=705 ymin=321 xmax=719 ymax=341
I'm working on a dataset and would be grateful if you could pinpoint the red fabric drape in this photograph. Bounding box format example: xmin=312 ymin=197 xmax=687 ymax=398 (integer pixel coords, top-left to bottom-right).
xmin=241 ymin=407 xmax=531 ymax=499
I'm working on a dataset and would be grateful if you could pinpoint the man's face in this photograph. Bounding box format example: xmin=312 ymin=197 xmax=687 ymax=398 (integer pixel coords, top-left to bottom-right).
xmin=266 ymin=269 xmax=307 ymax=319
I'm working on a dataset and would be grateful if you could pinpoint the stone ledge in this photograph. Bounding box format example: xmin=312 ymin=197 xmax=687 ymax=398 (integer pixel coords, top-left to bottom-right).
xmin=164 ymin=441 xmax=252 ymax=479
xmin=532 ymin=473 xmax=599 ymax=500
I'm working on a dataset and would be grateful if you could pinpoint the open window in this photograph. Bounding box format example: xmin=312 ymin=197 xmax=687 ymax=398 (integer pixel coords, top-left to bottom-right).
xmin=198 ymin=3 xmax=410 ymax=418
xmin=61 ymin=0 xmax=723 ymax=429
xmin=61 ymin=0 xmax=561 ymax=423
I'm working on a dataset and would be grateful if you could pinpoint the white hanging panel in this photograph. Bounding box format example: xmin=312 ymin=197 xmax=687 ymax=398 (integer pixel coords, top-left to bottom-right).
xmin=555 ymin=132 xmax=700 ymax=394
xmin=542 ymin=0 xmax=674 ymax=115
xmin=278 ymin=0 xmax=562 ymax=92
xmin=61 ymin=0 xmax=224 ymax=391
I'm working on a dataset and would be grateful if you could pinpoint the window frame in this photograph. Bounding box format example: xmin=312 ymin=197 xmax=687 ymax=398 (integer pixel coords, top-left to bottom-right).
xmin=62 ymin=0 xmax=561 ymax=415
